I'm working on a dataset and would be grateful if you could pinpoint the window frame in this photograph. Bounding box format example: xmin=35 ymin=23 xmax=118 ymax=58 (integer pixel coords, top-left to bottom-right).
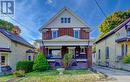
xmin=61 ymin=17 xmax=71 ymax=23
xmin=105 ymin=47 xmax=109 ymax=59
xmin=28 ymin=55 xmax=31 ymax=61
xmin=48 ymin=49 xmax=62 ymax=59
xmin=74 ymin=30 xmax=80 ymax=38
xmin=127 ymin=30 xmax=130 ymax=37
xmin=1 ymin=56 xmax=6 ymax=65
xmin=98 ymin=49 xmax=101 ymax=59
xmin=52 ymin=30 xmax=58 ymax=39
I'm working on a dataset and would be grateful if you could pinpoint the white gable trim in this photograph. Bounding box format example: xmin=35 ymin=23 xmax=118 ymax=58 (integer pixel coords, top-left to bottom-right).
xmin=39 ymin=7 xmax=90 ymax=32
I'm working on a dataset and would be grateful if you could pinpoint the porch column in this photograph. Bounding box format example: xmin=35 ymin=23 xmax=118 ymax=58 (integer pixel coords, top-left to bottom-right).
xmin=86 ymin=46 xmax=92 ymax=67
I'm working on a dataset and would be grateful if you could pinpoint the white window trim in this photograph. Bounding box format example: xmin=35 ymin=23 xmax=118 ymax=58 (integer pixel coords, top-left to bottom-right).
xmin=52 ymin=30 xmax=58 ymax=38
xmin=73 ymin=28 xmax=80 ymax=30
xmin=51 ymin=29 xmax=58 ymax=31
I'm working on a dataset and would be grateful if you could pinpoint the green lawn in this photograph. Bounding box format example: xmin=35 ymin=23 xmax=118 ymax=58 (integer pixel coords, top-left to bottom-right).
xmin=20 ymin=70 xmax=104 ymax=82
xmin=0 ymin=75 xmax=13 ymax=82
xmin=0 ymin=70 xmax=105 ymax=82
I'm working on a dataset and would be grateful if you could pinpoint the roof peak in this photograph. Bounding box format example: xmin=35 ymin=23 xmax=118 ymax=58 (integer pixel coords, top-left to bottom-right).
xmin=39 ymin=7 xmax=90 ymax=32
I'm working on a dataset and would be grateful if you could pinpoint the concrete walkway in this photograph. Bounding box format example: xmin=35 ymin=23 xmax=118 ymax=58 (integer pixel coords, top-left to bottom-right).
xmin=92 ymin=66 xmax=130 ymax=82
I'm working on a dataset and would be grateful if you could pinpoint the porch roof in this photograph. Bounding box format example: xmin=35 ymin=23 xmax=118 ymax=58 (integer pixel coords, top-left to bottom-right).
xmin=0 ymin=48 xmax=11 ymax=52
xmin=36 ymin=35 xmax=93 ymax=46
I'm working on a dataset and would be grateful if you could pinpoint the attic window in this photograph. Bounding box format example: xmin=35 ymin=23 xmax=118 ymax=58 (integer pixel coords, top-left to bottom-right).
xmin=61 ymin=17 xmax=71 ymax=23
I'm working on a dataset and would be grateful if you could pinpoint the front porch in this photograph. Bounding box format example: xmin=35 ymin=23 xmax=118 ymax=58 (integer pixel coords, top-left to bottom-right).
xmin=42 ymin=46 xmax=92 ymax=69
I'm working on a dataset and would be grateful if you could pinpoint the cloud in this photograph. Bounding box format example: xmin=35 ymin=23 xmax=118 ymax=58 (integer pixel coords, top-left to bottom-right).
xmin=48 ymin=0 xmax=53 ymax=4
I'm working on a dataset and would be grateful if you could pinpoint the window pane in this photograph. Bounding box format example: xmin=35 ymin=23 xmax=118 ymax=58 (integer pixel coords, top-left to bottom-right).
xmin=106 ymin=47 xmax=109 ymax=59
xmin=49 ymin=49 xmax=61 ymax=58
xmin=64 ymin=18 xmax=67 ymax=23
xmin=127 ymin=30 xmax=130 ymax=37
xmin=61 ymin=18 xmax=64 ymax=23
xmin=28 ymin=56 xmax=31 ymax=60
xmin=68 ymin=18 xmax=71 ymax=23
xmin=98 ymin=49 xmax=100 ymax=59
xmin=52 ymin=31 xmax=57 ymax=38
xmin=74 ymin=30 xmax=79 ymax=38
xmin=1 ymin=56 xmax=5 ymax=65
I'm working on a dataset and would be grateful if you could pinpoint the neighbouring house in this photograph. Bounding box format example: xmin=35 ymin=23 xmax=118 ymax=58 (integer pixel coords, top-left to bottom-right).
xmin=95 ymin=18 xmax=130 ymax=68
xmin=36 ymin=7 xmax=93 ymax=69
xmin=0 ymin=26 xmax=35 ymax=72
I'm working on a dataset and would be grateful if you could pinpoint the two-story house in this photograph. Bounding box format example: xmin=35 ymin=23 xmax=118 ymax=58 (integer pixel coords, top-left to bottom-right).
xmin=95 ymin=18 xmax=130 ymax=68
xmin=36 ymin=7 xmax=93 ymax=69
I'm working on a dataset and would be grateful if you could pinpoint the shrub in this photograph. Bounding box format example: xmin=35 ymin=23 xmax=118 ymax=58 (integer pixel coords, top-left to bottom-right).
xmin=33 ymin=52 xmax=49 ymax=71
xmin=16 ymin=61 xmax=34 ymax=73
xmin=123 ymin=55 xmax=130 ymax=64
xmin=62 ymin=52 xmax=73 ymax=69
xmin=13 ymin=70 xmax=25 ymax=77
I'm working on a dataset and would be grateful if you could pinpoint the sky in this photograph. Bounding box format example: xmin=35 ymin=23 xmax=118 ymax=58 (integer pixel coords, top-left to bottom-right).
xmin=1 ymin=0 xmax=130 ymax=43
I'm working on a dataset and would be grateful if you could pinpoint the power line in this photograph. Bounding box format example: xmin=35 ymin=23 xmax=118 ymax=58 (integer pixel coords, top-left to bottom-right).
xmin=94 ymin=0 xmax=107 ymax=18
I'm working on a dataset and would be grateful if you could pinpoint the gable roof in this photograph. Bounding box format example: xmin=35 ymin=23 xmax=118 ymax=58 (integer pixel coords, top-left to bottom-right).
xmin=95 ymin=18 xmax=130 ymax=44
xmin=0 ymin=28 xmax=34 ymax=48
xmin=39 ymin=7 xmax=90 ymax=32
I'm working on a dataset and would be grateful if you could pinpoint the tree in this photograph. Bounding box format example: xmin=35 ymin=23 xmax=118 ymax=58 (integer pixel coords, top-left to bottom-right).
xmin=33 ymin=52 xmax=49 ymax=71
xmin=98 ymin=9 xmax=130 ymax=38
xmin=62 ymin=52 xmax=73 ymax=69
xmin=0 ymin=19 xmax=14 ymax=31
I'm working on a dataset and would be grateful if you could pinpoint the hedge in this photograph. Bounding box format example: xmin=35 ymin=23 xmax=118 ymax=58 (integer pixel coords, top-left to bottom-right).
xmin=16 ymin=60 xmax=34 ymax=73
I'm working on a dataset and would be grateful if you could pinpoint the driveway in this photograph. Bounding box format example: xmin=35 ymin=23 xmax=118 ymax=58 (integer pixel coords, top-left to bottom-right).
xmin=92 ymin=66 xmax=130 ymax=82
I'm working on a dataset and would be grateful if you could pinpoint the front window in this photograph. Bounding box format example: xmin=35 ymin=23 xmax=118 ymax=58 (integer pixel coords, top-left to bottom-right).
xmin=74 ymin=30 xmax=80 ymax=38
xmin=49 ymin=49 xmax=61 ymax=58
xmin=28 ymin=56 xmax=31 ymax=61
xmin=1 ymin=56 xmax=5 ymax=65
xmin=52 ymin=31 xmax=58 ymax=38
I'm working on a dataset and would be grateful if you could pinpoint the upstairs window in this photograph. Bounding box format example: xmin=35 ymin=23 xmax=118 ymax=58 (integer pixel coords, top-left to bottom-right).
xmin=105 ymin=47 xmax=109 ymax=59
xmin=61 ymin=17 xmax=71 ymax=23
xmin=52 ymin=31 xmax=58 ymax=39
xmin=98 ymin=49 xmax=101 ymax=59
xmin=74 ymin=30 xmax=80 ymax=38
xmin=127 ymin=30 xmax=130 ymax=37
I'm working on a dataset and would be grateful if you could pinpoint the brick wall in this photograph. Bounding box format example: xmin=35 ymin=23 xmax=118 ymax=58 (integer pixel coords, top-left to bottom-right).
xmin=85 ymin=46 xmax=92 ymax=67
xmin=42 ymin=28 xmax=89 ymax=40
xmin=42 ymin=28 xmax=51 ymax=40
xmin=58 ymin=28 xmax=73 ymax=37
xmin=80 ymin=28 xmax=89 ymax=39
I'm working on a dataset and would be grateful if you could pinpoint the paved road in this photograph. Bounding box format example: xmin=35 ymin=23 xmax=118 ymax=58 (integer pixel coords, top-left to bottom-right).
xmin=92 ymin=66 xmax=130 ymax=82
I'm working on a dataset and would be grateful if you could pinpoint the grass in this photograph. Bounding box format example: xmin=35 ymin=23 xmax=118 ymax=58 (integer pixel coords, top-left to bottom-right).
xmin=0 ymin=75 xmax=13 ymax=82
xmin=19 ymin=70 xmax=105 ymax=82
xmin=0 ymin=70 xmax=106 ymax=82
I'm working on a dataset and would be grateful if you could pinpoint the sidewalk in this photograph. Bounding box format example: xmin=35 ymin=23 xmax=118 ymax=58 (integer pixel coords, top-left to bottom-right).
xmin=92 ymin=66 xmax=130 ymax=82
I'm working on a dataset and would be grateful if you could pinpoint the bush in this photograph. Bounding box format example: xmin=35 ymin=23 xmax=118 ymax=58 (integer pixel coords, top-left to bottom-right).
xmin=33 ymin=52 xmax=49 ymax=71
xmin=16 ymin=61 xmax=34 ymax=73
xmin=62 ymin=52 xmax=73 ymax=69
xmin=123 ymin=55 xmax=130 ymax=64
xmin=13 ymin=70 xmax=25 ymax=77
